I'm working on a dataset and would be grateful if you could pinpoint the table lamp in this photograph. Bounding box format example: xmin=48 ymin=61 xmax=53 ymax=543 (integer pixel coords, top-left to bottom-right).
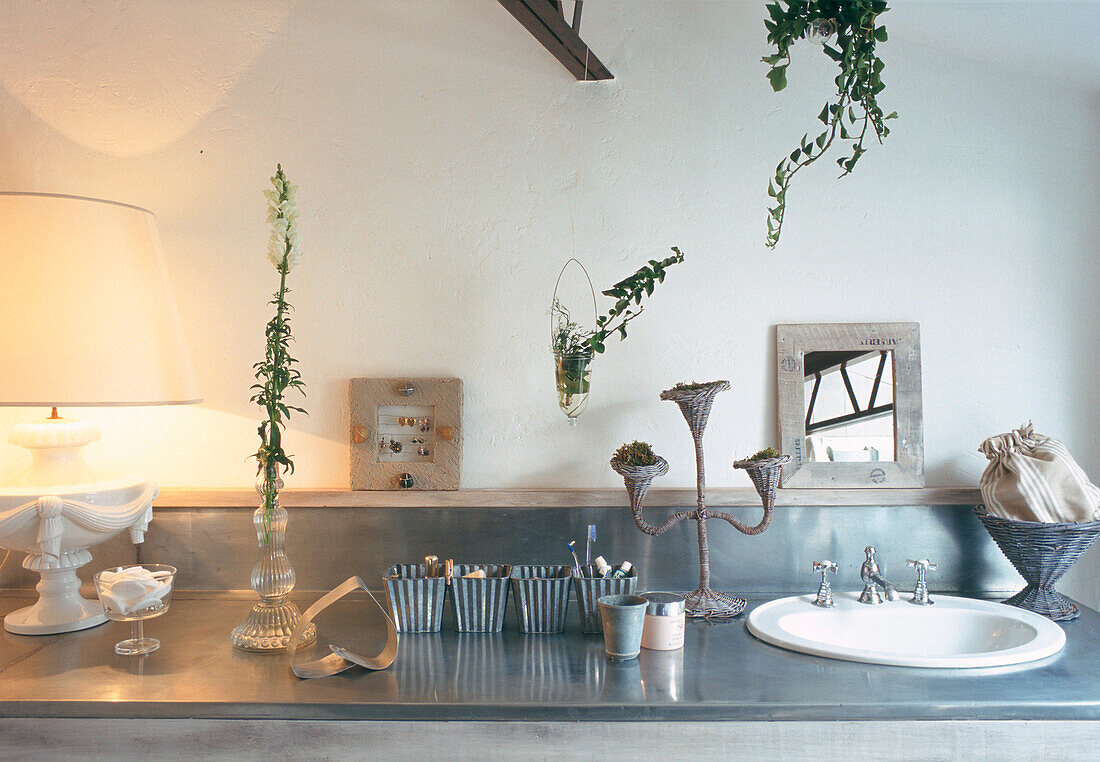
xmin=0 ymin=192 xmax=200 ymax=635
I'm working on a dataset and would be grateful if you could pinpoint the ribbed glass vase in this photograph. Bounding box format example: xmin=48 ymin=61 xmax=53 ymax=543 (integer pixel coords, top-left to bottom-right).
xmin=230 ymin=474 xmax=316 ymax=652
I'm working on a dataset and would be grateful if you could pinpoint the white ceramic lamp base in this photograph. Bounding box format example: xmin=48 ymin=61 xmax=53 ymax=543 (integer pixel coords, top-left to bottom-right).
xmin=4 ymin=549 xmax=108 ymax=634
xmin=0 ymin=416 xmax=157 ymax=636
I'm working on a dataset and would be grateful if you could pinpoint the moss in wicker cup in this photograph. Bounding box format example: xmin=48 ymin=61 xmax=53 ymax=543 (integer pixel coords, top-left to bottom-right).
xmin=610 ymin=442 xmax=669 ymax=521
xmin=745 ymin=447 xmax=782 ymax=461
xmin=733 ymin=449 xmax=792 ymax=511
xmin=613 ymin=441 xmax=658 ymax=468
xmin=660 ymin=380 xmax=731 ymax=438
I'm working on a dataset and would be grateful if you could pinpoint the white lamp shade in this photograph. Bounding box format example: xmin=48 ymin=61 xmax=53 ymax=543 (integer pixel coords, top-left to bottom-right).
xmin=0 ymin=192 xmax=200 ymax=406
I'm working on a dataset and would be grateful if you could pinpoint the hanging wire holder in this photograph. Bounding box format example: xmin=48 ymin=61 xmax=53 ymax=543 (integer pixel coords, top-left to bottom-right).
xmin=550 ymin=257 xmax=598 ymax=425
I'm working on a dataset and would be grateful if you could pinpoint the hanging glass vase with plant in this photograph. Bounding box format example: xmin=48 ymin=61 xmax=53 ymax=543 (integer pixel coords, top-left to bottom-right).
xmin=549 ymin=248 xmax=686 ymax=424
xmin=550 ymin=257 xmax=597 ymax=424
xmin=230 ymin=164 xmax=317 ymax=652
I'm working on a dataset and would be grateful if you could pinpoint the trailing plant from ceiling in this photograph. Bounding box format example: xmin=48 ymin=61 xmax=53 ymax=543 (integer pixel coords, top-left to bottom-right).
xmin=761 ymin=1 xmax=896 ymax=248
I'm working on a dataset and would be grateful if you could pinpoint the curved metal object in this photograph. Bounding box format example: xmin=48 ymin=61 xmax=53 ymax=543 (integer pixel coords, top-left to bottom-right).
xmin=289 ymin=576 xmax=399 ymax=678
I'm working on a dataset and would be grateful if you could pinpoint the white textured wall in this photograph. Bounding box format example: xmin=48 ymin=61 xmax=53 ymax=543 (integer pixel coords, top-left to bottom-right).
xmin=0 ymin=2 xmax=1097 ymax=506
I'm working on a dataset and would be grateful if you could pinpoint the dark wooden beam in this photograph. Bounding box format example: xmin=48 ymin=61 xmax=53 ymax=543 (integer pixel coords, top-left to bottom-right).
xmin=806 ymin=404 xmax=894 ymax=435
xmin=497 ymin=0 xmax=613 ymax=80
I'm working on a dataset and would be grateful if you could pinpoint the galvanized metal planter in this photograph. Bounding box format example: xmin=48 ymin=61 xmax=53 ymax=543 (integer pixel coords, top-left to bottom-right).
xmin=383 ymin=563 xmax=446 ymax=633
xmin=509 ymin=565 xmax=571 ymax=634
xmin=451 ymin=563 xmax=512 ymax=633
xmin=572 ymin=565 xmax=638 ymax=634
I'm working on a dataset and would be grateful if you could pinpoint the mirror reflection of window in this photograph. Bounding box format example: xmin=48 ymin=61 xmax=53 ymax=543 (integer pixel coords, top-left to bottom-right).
xmin=802 ymin=350 xmax=895 ymax=463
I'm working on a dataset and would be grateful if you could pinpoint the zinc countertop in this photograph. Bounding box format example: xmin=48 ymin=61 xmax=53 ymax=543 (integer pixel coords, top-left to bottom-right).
xmin=0 ymin=592 xmax=1098 ymax=722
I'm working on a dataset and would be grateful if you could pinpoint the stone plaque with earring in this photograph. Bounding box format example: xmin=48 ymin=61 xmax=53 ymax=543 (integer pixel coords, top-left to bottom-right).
xmin=349 ymin=378 xmax=462 ymax=490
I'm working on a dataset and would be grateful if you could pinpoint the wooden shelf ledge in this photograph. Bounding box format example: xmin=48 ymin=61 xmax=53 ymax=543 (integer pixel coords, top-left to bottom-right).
xmin=154 ymin=487 xmax=981 ymax=510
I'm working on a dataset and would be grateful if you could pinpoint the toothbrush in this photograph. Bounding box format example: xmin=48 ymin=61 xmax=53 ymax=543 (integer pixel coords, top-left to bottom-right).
xmin=586 ymin=524 xmax=596 ymax=565
xmin=568 ymin=541 xmax=582 ymax=575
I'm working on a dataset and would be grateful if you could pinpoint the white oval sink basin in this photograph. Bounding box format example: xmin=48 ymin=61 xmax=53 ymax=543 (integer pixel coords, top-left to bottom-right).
xmin=747 ymin=592 xmax=1065 ymax=668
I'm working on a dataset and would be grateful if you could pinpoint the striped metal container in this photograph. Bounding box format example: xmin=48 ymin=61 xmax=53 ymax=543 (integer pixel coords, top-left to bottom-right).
xmin=451 ymin=563 xmax=512 ymax=632
xmin=509 ymin=565 xmax=571 ymax=634
xmin=572 ymin=565 xmax=639 ymax=634
xmin=383 ymin=563 xmax=447 ymax=633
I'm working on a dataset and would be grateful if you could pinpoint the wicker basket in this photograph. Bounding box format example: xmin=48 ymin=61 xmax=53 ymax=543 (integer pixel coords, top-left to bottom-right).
xmin=659 ymin=380 xmax=730 ymax=438
xmin=509 ymin=565 xmax=571 ymax=634
xmin=383 ymin=563 xmax=447 ymax=633
xmin=572 ymin=565 xmax=639 ymax=634
xmin=975 ymin=507 xmax=1100 ymax=621
xmin=451 ymin=563 xmax=511 ymax=633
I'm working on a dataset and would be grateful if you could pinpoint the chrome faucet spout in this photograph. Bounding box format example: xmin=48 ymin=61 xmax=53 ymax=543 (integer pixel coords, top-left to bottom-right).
xmin=858 ymin=546 xmax=899 ymax=604
xmin=870 ymin=571 xmax=899 ymax=601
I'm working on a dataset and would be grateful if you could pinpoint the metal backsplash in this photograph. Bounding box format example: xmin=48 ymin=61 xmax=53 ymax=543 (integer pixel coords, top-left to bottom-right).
xmin=0 ymin=502 xmax=1019 ymax=595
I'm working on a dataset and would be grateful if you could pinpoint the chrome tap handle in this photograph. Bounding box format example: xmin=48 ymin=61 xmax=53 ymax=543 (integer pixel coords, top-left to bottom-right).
xmin=811 ymin=560 xmax=838 ymax=608
xmin=906 ymin=558 xmax=938 ymax=606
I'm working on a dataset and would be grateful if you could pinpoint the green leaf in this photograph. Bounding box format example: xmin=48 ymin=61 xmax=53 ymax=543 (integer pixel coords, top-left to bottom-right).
xmin=761 ymin=53 xmax=784 ymax=66
xmin=789 ymin=149 xmax=801 ymax=162
xmin=874 ymin=26 xmax=888 ymax=42
xmin=766 ymin=65 xmax=788 ymax=91
xmin=823 ymin=45 xmax=842 ymax=62
xmin=818 ymin=104 xmax=830 ymax=124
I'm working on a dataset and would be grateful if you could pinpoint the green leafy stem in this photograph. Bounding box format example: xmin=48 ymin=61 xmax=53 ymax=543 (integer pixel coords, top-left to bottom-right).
xmin=251 ymin=165 xmax=306 ymax=525
xmin=762 ymin=1 xmax=896 ymax=248
xmin=590 ymin=247 xmax=685 ymax=353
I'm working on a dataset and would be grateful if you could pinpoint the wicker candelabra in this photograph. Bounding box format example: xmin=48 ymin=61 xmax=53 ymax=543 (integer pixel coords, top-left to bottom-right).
xmin=611 ymin=381 xmax=790 ymax=619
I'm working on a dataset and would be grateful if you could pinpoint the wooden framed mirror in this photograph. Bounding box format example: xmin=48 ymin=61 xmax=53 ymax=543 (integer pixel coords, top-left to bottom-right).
xmin=777 ymin=323 xmax=923 ymax=488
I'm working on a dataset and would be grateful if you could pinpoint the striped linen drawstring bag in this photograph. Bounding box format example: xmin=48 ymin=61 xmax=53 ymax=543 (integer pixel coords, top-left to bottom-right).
xmin=978 ymin=422 xmax=1100 ymax=523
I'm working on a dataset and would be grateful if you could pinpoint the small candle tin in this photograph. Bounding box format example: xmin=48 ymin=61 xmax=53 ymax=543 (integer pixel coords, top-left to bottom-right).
xmin=640 ymin=592 xmax=686 ymax=651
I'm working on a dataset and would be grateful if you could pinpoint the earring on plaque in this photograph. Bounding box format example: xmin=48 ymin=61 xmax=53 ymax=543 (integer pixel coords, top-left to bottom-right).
xmin=418 ymin=446 xmax=429 ymax=457
xmin=389 ymin=438 xmax=403 ymax=453
xmin=378 ymin=437 xmax=387 ymax=453
xmin=420 ymin=418 xmax=430 ymax=433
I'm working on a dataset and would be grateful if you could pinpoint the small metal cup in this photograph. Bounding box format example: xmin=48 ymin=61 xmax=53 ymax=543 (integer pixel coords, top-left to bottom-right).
xmin=596 ymin=594 xmax=649 ymax=661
